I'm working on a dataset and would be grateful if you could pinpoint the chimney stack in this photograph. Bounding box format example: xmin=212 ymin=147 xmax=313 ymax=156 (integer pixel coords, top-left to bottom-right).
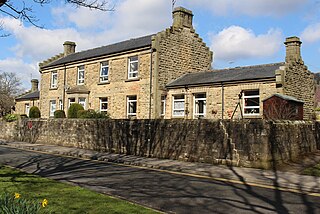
xmin=284 ymin=36 xmax=303 ymax=64
xmin=31 ymin=79 xmax=39 ymax=92
xmin=172 ymin=7 xmax=193 ymax=29
xmin=63 ymin=41 xmax=76 ymax=56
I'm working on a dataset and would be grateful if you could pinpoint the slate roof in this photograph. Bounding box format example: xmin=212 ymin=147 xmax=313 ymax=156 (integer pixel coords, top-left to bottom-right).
xmin=166 ymin=62 xmax=285 ymax=88
xmin=15 ymin=91 xmax=40 ymax=101
xmin=262 ymin=94 xmax=304 ymax=103
xmin=42 ymin=34 xmax=154 ymax=69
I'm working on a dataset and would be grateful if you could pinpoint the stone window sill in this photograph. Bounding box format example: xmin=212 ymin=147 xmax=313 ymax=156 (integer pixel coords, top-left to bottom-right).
xmin=125 ymin=77 xmax=140 ymax=82
xmin=49 ymin=87 xmax=58 ymax=90
xmin=98 ymin=81 xmax=110 ymax=85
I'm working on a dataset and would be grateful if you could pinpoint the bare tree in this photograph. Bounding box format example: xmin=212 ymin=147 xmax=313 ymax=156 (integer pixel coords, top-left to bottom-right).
xmin=0 ymin=0 xmax=114 ymax=28
xmin=0 ymin=71 xmax=23 ymax=116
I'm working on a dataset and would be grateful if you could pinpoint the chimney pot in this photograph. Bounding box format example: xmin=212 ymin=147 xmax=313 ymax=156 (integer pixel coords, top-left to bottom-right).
xmin=31 ymin=79 xmax=39 ymax=92
xmin=63 ymin=41 xmax=76 ymax=56
xmin=172 ymin=7 xmax=193 ymax=29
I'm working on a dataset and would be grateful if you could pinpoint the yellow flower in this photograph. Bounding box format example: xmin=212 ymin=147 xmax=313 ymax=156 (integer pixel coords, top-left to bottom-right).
xmin=14 ymin=193 xmax=20 ymax=199
xmin=42 ymin=199 xmax=48 ymax=208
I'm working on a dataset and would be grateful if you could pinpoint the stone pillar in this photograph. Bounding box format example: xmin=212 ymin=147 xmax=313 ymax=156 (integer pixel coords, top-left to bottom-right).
xmin=31 ymin=79 xmax=39 ymax=92
xmin=172 ymin=7 xmax=193 ymax=29
xmin=284 ymin=36 xmax=303 ymax=64
xmin=63 ymin=41 xmax=76 ymax=56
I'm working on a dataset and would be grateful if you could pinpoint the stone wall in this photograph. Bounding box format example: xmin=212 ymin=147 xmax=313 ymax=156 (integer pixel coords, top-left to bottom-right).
xmin=1 ymin=119 xmax=318 ymax=169
xmin=151 ymin=25 xmax=213 ymax=118
xmin=283 ymin=61 xmax=315 ymax=120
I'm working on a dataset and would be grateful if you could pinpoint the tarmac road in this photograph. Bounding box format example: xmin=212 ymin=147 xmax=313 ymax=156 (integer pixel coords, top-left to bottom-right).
xmin=0 ymin=146 xmax=319 ymax=214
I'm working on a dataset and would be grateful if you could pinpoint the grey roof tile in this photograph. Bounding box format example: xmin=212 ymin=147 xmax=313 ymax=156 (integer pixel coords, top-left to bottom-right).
xmin=166 ymin=62 xmax=285 ymax=87
xmin=42 ymin=34 xmax=154 ymax=69
xmin=15 ymin=91 xmax=40 ymax=101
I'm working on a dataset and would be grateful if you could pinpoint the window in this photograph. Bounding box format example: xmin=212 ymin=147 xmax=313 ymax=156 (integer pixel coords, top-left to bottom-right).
xmin=172 ymin=95 xmax=185 ymax=117
xmin=51 ymin=71 xmax=58 ymax=88
xmin=100 ymin=61 xmax=109 ymax=82
xmin=25 ymin=104 xmax=30 ymax=115
xmin=127 ymin=95 xmax=137 ymax=117
xmin=49 ymin=100 xmax=56 ymax=117
xmin=243 ymin=90 xmax=260 ymax=116
xmin=194 ymin=93 xmax=206 ymax=118
xmin=161 ymin=96 xmax=166 ymax=116
xmin=59 ymin=99 xmax=63 ymax=110
xmin=77 ymin=65 xmax=85 ymax=85
xmin=78 ymin=98 xmax=86 ymax=109
xmin=100 ymin=98 xmax=108 ymax=112
xmin=128 ymin=56 xmax=138 ymax=79
xmin=68 ymin=98 xmax=75 ymax=107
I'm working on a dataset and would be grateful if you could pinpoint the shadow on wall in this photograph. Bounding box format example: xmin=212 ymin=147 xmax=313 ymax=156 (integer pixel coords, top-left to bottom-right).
xmin=1 ymin=119 xmax=319 ymax=169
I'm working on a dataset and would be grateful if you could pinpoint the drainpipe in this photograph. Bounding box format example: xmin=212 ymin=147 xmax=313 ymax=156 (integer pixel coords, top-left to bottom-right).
xmin=221 ymin=82 xmax=224 ymax=120
xmin=148 ymin=48 xmax=153 ymax=119
xmin=63 ymin=64 xmax=66 ymax=111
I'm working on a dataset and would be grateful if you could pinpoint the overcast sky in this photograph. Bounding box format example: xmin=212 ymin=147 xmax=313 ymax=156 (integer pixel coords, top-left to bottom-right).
xmin=0 ymin=0 xmax=320 ymax=90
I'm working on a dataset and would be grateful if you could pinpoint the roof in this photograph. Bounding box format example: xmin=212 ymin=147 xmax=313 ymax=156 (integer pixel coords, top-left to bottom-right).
xmin=166 ymin=62 xmax=285 ymax=88
xmin=262 ymin=94 xmax=304 ymax=103
xmin=42 ymin=34 xmax=154 ymax=69
xmin=15 ymin=91 xmax=40 ymax=101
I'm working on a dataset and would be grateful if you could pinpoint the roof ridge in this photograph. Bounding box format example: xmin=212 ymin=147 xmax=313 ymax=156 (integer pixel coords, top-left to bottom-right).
xmin=213 ymin=62 xmax=285 ymax=72
xmin=64 ymin=34 xmax=155 ymax=58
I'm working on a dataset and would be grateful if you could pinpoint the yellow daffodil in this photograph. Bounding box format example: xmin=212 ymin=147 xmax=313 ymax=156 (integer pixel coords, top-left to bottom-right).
xmin=14 ymin=193 xmax=20 ymax=199
xmin=42 ymin=199 xmax=48 ymax=208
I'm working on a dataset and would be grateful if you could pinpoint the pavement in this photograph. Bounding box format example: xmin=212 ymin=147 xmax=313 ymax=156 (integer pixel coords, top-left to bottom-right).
xmin=1 ymin=139 xmax=320 ymax=195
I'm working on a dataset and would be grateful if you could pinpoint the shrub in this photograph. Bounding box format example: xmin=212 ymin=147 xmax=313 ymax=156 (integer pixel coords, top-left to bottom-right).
xmin=54 ymin=110 xmax=66 ymax=118
xmin=29 ymin=106 xmax=41 ymax=118
xmin=315 ymin=107 xmax=320 ymax=111
xmin=4 ymin=114 xmax=18 ymax=122
xmin=67 ymin=103 xmax=84 ymax=118
xmin=77 ymin=109 xmax=110 ymax=119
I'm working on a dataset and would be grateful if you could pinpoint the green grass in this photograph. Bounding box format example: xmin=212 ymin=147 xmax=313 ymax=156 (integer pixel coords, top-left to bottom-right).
xmin=0 ymin=165 xmax=159 ymax=214
xmin=302 ymin=163 xmax=320 ymax=177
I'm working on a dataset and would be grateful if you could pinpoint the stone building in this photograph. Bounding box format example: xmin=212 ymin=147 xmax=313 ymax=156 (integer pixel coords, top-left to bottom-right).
xmin=37 ymin=7 xmax=314 ymax=120
xmin=38 ymin=7 xmax=212 ymax=118
xmin=15 ymin=79 xmax=40 ymax=116
xmin=166 ymin=36 xmax=315 ymax=120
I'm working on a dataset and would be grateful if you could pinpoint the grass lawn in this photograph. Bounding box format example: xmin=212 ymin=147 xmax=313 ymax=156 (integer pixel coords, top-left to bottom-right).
xmin=0 ymin=165 xmax=159 ymax=214
xmin=302 ymin=163 xmax=320 ymax=177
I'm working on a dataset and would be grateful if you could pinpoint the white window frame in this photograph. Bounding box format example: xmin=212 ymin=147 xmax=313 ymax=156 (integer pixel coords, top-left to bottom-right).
xmin=49 ymin=100 xmax=56 ymax=117
xmin=25 ymin=103 xmax=30 ymax=115
xmin=172 ymin=95 xmax=185 ymax=117
xmin=51 ymin=71 xmax=58 ymax=88
xmin=100 ymin=98 xmax=108 ymax=113
xmin=59 ymin=99 xmax=63 ymax=110
xmin=193 ymin=93 xmax=206 ymax=118
xmin=161 ymin=96 xmax=166 ymax=116
xmin=100 ymin=61 xmax=109 ymax=82
xmin=77 ymin=65 xmax=85 ymax=85
xmin=243 ymin=90 xmax=260 ymax=116
xmin=68 ymin=98 xmax=75 ymax=107
xmin=127 ymin=95 xmax=137 ymax=117
xmin=128 ymin=56 xmax=138 ymax=79
xmin=78 ymin=97 xmax=86 ymax=109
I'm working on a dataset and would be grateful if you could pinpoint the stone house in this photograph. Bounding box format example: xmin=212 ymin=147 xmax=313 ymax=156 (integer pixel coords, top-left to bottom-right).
xmin=15 ymin=79 xmax=40 ymax=116
xmin=37 ymin=7 xmax=314 ymax=120
xmin=166 ymin=36 xmax=315 ymax=120
xmin=38 ymin=7 xmax=212 ymax=118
